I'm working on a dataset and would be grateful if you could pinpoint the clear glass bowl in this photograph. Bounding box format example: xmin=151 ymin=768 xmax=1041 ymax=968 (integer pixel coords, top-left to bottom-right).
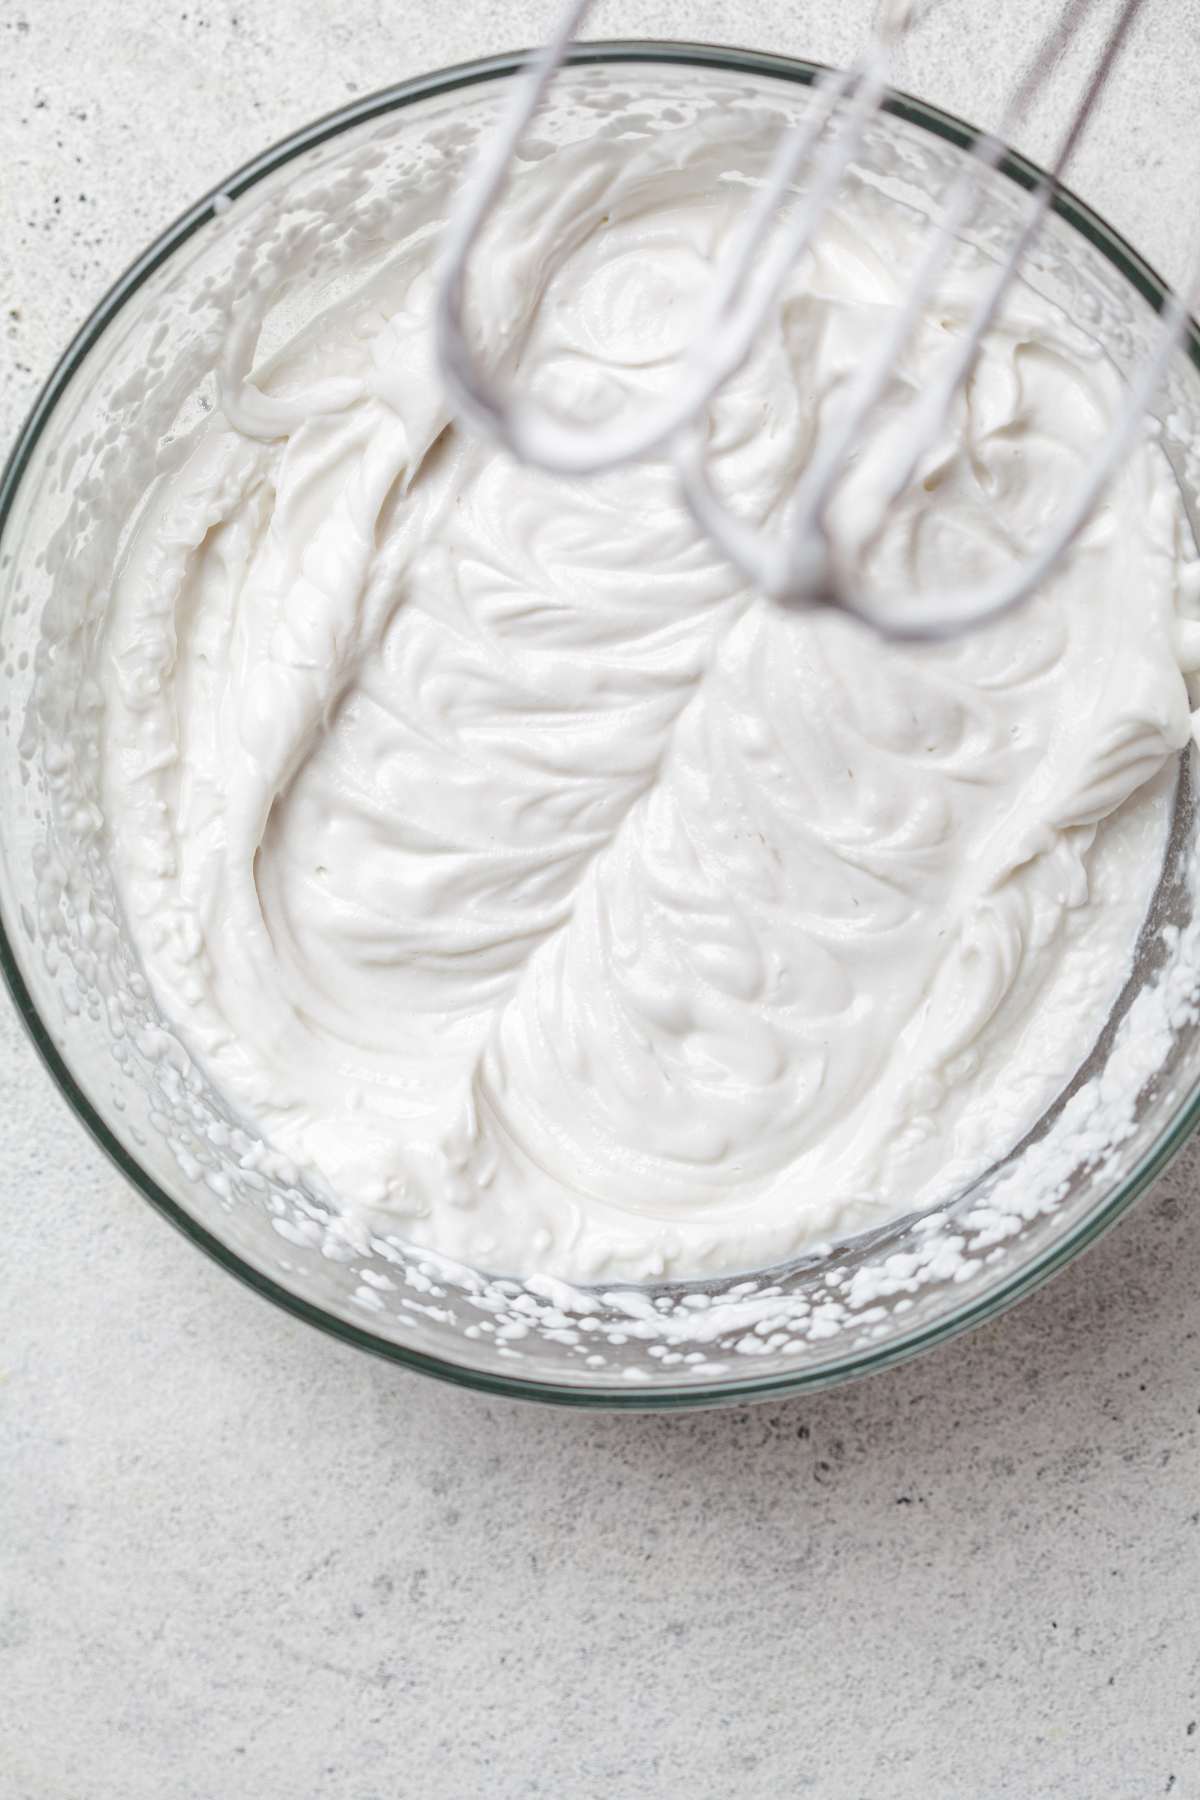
xmin=4 ymin=44 xmax=1200 ymax=1409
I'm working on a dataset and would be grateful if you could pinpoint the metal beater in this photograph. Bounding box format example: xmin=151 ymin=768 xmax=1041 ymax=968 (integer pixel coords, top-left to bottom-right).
xmin=435 ymin=0 xmax=1191 ymax=640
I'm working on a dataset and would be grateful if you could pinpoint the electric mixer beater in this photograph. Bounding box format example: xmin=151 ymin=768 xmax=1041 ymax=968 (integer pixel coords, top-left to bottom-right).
xmin=435 ymin=0 xmax=1194 ymax=639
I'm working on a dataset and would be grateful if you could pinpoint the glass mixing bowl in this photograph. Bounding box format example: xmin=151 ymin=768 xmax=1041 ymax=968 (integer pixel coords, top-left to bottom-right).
xmin=4 ymin=44 xmax=1200 ymax=1409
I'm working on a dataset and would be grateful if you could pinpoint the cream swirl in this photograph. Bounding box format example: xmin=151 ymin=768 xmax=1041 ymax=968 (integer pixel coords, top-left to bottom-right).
xmin=99 ymin=113 xmax=1198 ymax=1281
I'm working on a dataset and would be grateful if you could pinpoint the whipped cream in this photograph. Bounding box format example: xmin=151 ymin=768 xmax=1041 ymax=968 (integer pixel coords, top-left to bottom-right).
xmin=98 ymin=111 xmax=1198 ymax=1284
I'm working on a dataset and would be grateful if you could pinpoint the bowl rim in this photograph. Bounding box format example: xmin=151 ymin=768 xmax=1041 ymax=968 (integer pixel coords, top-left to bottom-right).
xmin=3 ymin=39 xmax=1198 ymax=1409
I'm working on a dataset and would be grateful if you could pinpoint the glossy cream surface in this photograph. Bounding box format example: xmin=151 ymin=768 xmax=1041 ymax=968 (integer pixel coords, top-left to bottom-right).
xmin=100 ymin=115 xmax=1198 ymax=1281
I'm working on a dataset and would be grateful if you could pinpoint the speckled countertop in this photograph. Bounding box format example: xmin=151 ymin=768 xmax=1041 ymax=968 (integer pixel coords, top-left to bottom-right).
xmin=4 ymin=4 xmax=1200 ymax=1796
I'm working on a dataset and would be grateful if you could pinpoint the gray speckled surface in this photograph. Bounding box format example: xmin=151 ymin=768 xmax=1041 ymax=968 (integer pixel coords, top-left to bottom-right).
xmin=4 ymin=3 xmax=1200 ymax=1796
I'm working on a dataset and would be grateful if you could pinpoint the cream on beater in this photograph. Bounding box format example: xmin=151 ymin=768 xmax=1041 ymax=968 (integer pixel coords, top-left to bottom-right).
xmin=100 ymin=114 xmax=1199 ymax=1283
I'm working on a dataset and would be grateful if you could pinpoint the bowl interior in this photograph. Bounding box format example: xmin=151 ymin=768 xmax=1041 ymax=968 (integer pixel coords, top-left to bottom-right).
xmin=4 ymin=47 xmax=1200 ymax=1405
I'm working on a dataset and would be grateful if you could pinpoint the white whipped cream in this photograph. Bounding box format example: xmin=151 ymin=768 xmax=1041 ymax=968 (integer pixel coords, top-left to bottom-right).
xmin=98 ymin=113 xmax=1198 ymax=1284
